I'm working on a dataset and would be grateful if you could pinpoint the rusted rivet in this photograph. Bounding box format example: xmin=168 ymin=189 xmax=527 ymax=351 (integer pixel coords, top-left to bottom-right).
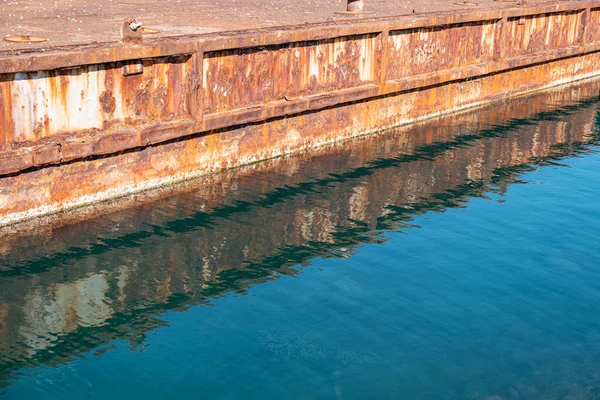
xmin=121 ymin=17 xmax=143 ymax=42
xmin=3 ymin=35 xmax=47 ymax=43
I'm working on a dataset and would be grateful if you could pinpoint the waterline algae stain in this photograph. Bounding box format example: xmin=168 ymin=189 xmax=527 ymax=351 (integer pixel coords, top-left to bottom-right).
xmin=2 ymin=79 xmax=600 ymax=398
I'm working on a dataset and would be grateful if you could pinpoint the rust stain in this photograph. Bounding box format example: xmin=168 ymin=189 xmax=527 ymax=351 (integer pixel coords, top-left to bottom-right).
xmin=58 ymin=73 xmax=70 ymax=116
xmin=99 ymin=90 xmax=116 ymax=114
xmin=0 ymin=80 xmax=11 ymax=146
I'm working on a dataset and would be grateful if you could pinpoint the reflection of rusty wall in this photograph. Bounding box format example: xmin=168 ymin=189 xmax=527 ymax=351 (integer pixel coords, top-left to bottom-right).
xmin=17 ymin=273 xmax=113 ymax=353
xmin=0 ymin=79 xmax=599 ymax=374
xmin=0 ymin=1 xmax=600 ymax=224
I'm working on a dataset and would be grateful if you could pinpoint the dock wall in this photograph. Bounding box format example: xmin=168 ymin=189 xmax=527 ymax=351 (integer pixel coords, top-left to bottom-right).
xmin=1 ymin=1 xmax=600 ymax=224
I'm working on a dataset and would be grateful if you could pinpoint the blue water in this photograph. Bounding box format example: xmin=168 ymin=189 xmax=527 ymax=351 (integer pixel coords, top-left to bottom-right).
xmin=3 ymin=82 xmax=600 ymax=399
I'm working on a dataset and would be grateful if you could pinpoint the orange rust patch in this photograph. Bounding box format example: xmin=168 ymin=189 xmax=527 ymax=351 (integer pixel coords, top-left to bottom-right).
xmin=99 ymin=90 xmax=117 ymax=114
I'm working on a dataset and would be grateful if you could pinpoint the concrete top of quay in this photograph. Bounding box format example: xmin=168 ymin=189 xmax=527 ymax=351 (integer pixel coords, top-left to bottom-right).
xmin=0 ymin=0 xmax=590 ymax=72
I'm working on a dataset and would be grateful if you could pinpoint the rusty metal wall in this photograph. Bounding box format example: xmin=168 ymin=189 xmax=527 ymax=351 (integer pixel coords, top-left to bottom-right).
xmin=504 ymin=10 xmax=585 ymax=58
xmin=1 ymin=51 xmax=600 ymax=226
xmin=202 ymin=34 xmax=379 ymax=114
xmin=1 ymin=0 xmax=600 ymax=225
xmin=387 ymin=21 xmax=499 ymax=79
xmin=0 ymin=56 xmax=194 ymax=145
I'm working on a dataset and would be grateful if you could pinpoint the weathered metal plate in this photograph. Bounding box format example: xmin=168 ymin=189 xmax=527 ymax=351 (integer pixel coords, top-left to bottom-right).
xmin=0 ymin=56 xmax=194 ymax=145
xmin=387 ymin=20 xmax=499 ymax=79
xmin=504 ymin=10 xmax=585 ymax=58
xmin=202 ymin=34 xmax=379 ymax=114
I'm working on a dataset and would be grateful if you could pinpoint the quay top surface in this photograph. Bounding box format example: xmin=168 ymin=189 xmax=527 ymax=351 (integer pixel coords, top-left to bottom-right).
xmin=0 ymin=0 xmax=555 ymax=54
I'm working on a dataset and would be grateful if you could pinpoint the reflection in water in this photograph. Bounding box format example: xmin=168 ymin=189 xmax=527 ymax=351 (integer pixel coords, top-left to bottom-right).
xmin=2 ymin=79 xmax=600 ymax=396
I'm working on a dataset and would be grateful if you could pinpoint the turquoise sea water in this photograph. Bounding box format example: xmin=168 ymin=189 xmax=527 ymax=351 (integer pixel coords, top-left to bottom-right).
xmin=3 ymin=81 xmax=600 ymax=399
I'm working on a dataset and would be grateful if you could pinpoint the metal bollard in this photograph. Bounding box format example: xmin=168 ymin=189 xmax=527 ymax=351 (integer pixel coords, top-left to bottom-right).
xmin=346 ymin=0 xmax=364 ymax=13
xmin=334 ymin=0 xmax=373 ymax=17
xmin=121 ymin=18 xmax=143 ymax=43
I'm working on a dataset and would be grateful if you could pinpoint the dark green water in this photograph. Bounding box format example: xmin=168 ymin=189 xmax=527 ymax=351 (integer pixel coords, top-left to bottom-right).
xmin=2 ymin=80 xmax=600 ymax=399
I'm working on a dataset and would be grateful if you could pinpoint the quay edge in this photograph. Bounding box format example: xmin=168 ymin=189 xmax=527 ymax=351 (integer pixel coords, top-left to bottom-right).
xmin=1 ymin=0 xmax=600 ymax=225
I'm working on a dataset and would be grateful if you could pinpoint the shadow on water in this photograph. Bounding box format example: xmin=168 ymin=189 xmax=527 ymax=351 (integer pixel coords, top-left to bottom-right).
xmin=2 ymin=78 xmax=600 ymax=388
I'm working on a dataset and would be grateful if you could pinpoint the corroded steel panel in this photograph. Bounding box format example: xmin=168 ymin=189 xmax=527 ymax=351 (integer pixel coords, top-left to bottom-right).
xmin=586 ymin=7 xmax=600 ymax=42
xmin=1 ymin=51 xmax=600 ymax=226
xmin=0 ymin=56 xmax=193 ymax=145
xmin=505 ymin=10 xmax=585 ymax=58
xmin=0 ymin=1 xmax=599 ymax=225
xmin=202 ymin=34 xmax=379 ymax=114
xmin=387 ymin=21 xmax=499 ymax=80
